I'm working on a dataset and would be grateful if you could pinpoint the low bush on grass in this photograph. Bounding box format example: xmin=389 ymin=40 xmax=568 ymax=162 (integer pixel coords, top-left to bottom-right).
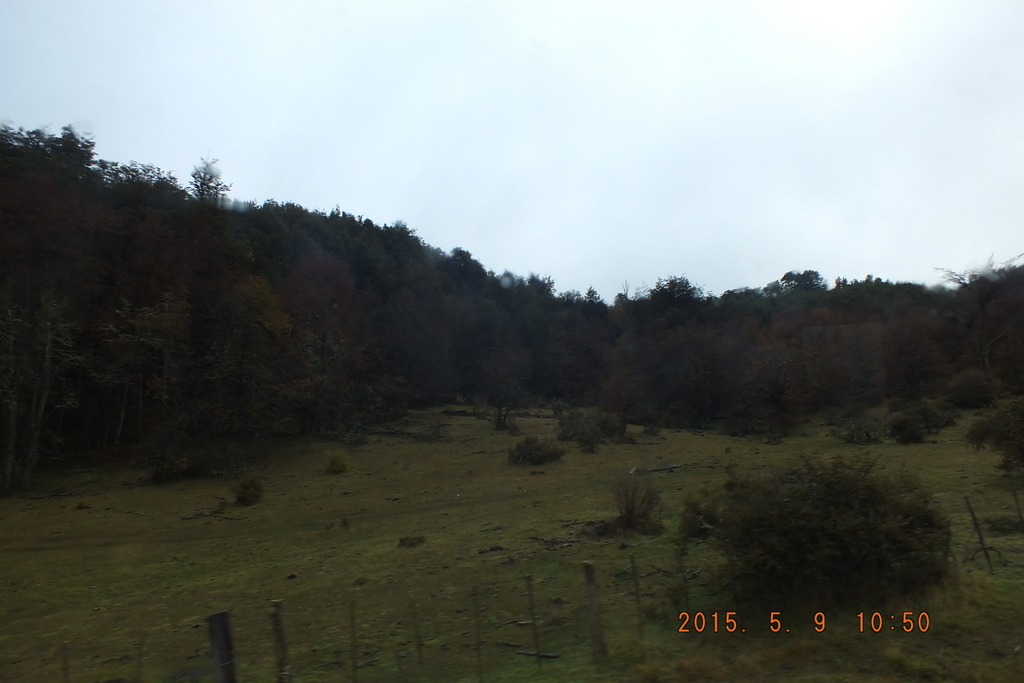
xmin=508 ymin=436 xmax=565 ymax=466
xmin=612 ymin=472 xmax=663 ymax=534
xmin=147 ymin=439 xmax=253 ymax=482
xmin=557 ymin=408 xmax=603 ymax=452
xmin=966 ymin=397 xmax=1024 ymax=472
xmin=557 ymin=408 xmax=625 ymax=452
xmin=886 ymin=412 xmax=925 ymax=443
xmin=326 ymin=452 xmax=349 ymax=474
xmin=886 ymin=399 xmax=956 ymax=444
xmin=594 ymin=410 xmax=627 ymax=438
xmin=676 ymin=456 xmax=951 ymax=608
xmin=946 ymin=369 xmax=995 ymax=408
xmin=233 ymin=477 xmax=264 ymax=506
xmin=830 ymin=415 xmax=884 ymax=444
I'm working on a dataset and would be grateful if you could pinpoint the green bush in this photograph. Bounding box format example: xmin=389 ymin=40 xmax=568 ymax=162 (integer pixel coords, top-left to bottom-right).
xmin=886 ymin=412 xmax=925 ymax=444
xmin=508 ymin=436 xmax=565 ymax=466
xmin=908 ymin=399 xmax=957 ymax=433
xmin=557 ymin=408 xmax=603 ymax=451
xmin=326 ymin=452 xmax=349 ymax=474
xmin=594 ymin=410 xmax=627 ymax=438
xmin=966 ymin=397 xmax=1024 ymax=472
xmin=946 ymin=369 xmax=995 ymax=409
xmin=885 ymin=400 xmax=955 ymax=444
xmin=829 ymin=415 xmax=883 ymax=444
xmin=612 ymin=473 xmax=663 ymax=534
xmin=676 ymin=456 xmax=951 ymax=608
xmin=233 ymin=477 xmax=265 ymax=506
xmin=887 ymin=399 xmax=956 ymax=439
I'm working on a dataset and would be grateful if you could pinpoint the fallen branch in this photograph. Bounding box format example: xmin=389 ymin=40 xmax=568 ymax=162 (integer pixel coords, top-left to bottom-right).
xmin=517 ymin=650 xmax=560 ymax=659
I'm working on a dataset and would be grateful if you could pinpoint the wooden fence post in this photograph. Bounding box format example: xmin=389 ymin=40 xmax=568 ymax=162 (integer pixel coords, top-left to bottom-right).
xmin=270 ymin=600 xmax=293 ymax=683
xmin=409 ymin=596 xmax=423 ymax=666
xmin=473 ymin=586 xmax=484 ymax=683
xmin=630 ymin=554 xmax=644 ymax=642
xmin=60 ymin=641 xmax=71 ymax=683
xmin=206 ymin=612 xmax=237 ymax=683
xmin=394 ymin=652 xmax=408 ymax=682
xmin=582 ymin=561 xmax=607 ymax=663
xmin=965 ymin=496 xmax=994 ymax=574
xmin=135 ymin=630 xmax=145 ymax=683
xmin=350 ymin=599 xmax=358 ymax=683
xmin=526 ymin=575 xmax=542 ymax=669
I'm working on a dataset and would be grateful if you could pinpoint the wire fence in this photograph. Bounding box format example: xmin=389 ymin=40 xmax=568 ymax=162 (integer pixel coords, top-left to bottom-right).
xmin=4 ymin=490 xmax=1024 ymax=682
xmin=7 ymin=560 xmax=648 ymax=683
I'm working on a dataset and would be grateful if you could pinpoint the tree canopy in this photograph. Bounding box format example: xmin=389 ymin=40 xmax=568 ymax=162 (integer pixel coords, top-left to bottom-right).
xmin=2 ymin=124 xmax=1021 ymax=490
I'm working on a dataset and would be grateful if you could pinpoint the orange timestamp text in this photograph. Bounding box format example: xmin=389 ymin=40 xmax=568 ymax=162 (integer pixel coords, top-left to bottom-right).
xmin=677 ymin=611 xmax=931 ymax=634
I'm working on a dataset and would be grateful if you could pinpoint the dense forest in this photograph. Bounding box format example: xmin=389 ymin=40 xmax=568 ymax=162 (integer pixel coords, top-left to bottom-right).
xmin=2 ymin=125 xmax=1023 ymax=493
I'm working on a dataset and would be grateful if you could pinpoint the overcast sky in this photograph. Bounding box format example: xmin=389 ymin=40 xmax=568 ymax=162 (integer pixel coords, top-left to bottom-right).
xmin=3 ymin=1 xmax=1022 ymax=300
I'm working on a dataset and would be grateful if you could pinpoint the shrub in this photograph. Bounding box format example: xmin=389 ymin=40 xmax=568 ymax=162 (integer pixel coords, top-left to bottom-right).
xmin=946 ymin=369 xmax=995 ymax=409
xmin=908 ymin=399 xmax=956 ymax=433
xmin=557 ymin=408 xmax=606 ymax=452
xmin=398 ymin=536 xmax=425 ymax=548
xmin=966 ymin=397 xmax=1024 ymax=472
xmin=326 ymin=452 xmax=349 ymax=474
xmin=886 ymin=412 xmax=925 ymax=444
xmin=233 ymin=477 xmax=265 ymax=506
xmin=676 ymin=456 xmax=951 ymax=608
xmin=508 ymin=436 xmax=565 ymax=466
xmin=594 ymin=410 xmax=627 ymax=438
xmin=830 ymin=415 xmax=883 ymax=444
xmin=886 ymin=399 xmax=956 ymax=442
xmin=886 ymin=399 xmax=956 ymax=444
xmin=612 ymin=473 xmax=663 ymax=534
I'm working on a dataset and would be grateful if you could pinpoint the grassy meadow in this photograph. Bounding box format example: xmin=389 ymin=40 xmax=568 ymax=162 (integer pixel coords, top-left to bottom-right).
xmin=1 ymin=407 xmax=1023 ymax=682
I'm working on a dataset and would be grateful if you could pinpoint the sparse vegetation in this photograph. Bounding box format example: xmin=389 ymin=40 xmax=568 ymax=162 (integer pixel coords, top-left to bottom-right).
xmin=677 ymin=456 xmax=951 ymax=608
xmin=886 ymin=411 xmax=926 ymax=443
xmin=983 ymin=515 xmax=1022 ymax=535
xmin=829 ymin=415 xmax=884 ymax=444
xmin=557 ymin=408 xmax=624 ymax=452
xmin=557 ymin=408 xmax=604 ymax=452
xmin=611 ymin=472 xmax=663 ymax=534
xmin=946 ymin=369 xmax=996 ymax=408
xmin=886 ymin=399 xmax=955 ymax=444
xmin=397 ymin=535 xmax=425 ymax=548
xmin=326 ymin=451 xmax=350 ymax=474
xmin=507 ymin=435 xmax=565 ymax=465
xmin=232 ymin=477 xmax=264 ymax=506
xmin=344 ymin=431 xmax=370 ymax=447
xmin=967 ymin=397 xmax=1024 ymax=471
xmin=3 ymin=410 xmax=1024 ymax=682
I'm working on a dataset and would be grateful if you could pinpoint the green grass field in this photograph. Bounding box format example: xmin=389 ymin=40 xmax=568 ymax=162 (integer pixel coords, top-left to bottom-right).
xmin=1 ymin=407 xmax=1023 ymax=682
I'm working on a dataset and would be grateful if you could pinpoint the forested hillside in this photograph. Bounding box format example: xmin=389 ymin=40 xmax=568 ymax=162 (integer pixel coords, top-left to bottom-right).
xmin=2 ymin=125 xmax=1022 ymax=492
